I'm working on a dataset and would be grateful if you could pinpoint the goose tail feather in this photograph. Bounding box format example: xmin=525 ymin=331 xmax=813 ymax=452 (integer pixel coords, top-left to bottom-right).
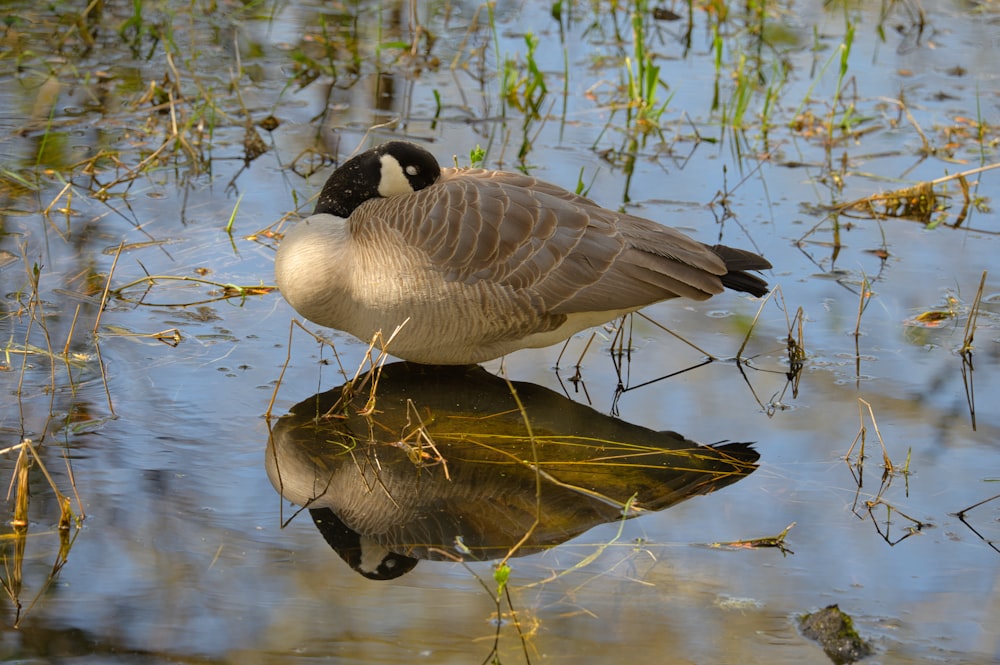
xmin=711 ymin=244 xmax=772 ymax=298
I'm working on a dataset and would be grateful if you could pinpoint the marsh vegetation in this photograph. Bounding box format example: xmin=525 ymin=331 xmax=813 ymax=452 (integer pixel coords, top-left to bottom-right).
xmin=1 ymin=0 xmax=999 ymax=662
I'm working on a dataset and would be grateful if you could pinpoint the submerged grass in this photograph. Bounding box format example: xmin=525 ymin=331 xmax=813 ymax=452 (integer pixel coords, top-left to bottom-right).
xmin=1 ymin=257 xmax=86 ymax=628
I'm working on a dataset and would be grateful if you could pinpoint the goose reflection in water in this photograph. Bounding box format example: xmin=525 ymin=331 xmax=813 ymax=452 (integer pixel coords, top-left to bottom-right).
xmin=265 ymin=362 xmax=759 ymax=580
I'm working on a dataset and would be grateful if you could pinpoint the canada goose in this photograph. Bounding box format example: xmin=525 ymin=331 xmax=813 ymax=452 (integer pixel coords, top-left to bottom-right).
xmin=275 ymin=141 xmax=771 ymax=365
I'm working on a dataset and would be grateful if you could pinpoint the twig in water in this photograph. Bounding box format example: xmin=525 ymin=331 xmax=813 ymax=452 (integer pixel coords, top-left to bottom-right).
xmin=709 ymin=521 xmax=796 ymax=556
xmin=496 ymin=372 xmax=541 ymax=568
xmin=112 ymin=274 xmax=276 ymax=307
xmin=636 ymin=311 xmax=717 ymax=359
xmin=953 ymin=493 xmax=1000 ymax=555
xmin=93 ymin=241 xmax=124 ymax=336
xmin=853 ymin=274 xmax=874 ymax=385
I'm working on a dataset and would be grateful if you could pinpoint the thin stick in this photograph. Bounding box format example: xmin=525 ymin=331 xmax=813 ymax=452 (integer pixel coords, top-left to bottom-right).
xmin=62 ymin=447 xmax=86 ymax=520
xmin=636 ymin=311 xmax=717 ymax=359
xmin=861 ymin=398 xmax=893 ymax=473
xmin=265 ymin=319 xmax=298 ymax=420
xmin=736 ymin=286 xmax=774 ymax=359
xmin=955 ymin=493 xmax=1000 ymax=517
xmin=960 ymin=270 xmax=988 ymax=354
xmin=497 ymin=372 xmax=541 ymax=568
xmin=573 ymin=330 xmax=598 ymax=370
xmin=94 ymin=340 xmax=115 ymax=417
xmin=62 ymin=304 xmax=81 ymax=357
xmin=93 ymin=241 xmax=125 ymax=336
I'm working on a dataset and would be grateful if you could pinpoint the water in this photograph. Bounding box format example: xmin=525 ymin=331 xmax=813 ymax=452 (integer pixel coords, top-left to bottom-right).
xmin=1 ymin=0 xmax=999 ymax=662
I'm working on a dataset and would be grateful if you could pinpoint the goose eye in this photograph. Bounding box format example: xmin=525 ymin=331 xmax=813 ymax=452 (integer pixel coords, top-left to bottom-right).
xmin=405 ymin=165 xmax=419 ymax=176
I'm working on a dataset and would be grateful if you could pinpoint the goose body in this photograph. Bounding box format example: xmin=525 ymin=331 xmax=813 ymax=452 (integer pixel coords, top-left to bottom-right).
xmin=275 ymin=141 xmax=771 ymax=364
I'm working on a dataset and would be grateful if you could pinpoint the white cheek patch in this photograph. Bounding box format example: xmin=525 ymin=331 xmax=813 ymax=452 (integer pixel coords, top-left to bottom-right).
xmin=358 ymin=536 xmax=390 ymax=574
xmin=378 ymin=154 xmax=416 ymax=197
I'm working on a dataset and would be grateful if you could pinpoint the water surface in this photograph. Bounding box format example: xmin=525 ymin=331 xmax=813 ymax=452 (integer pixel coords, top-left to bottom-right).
xmin=1 ymin=1 xmax=999 ymax=663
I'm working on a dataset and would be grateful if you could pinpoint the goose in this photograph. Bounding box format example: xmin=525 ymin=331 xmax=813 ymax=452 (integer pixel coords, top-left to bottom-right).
xmin=275 ymin=141 xmax=771 ymax=365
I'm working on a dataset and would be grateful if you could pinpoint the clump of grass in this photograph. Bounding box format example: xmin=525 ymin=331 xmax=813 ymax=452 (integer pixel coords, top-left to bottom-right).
xmin=591 ymin=0 xmax=672 ymax=150
xmin=6 ymin=255 xmax=90 ymax=532
xmin=717 ymin=50 xmax=754 ymax=132
xmin=469 ymin=144 xmax=486 ymax=168
xmin=832 ymin=163 xmax=1000 ymax=227
xmin=791 ymin=13 xmax=871 ymax=165
xmin=875 ymin=0 xmax=926 ymax=53
xmin=624 ymin=0 xmax=670 ymax=132
xmin=584 ymin=0 xmax=679 ymax=202
xmin=499 ymin=32 xmax=549 ymax=163
xmin=844 ymin=399 xmax=926 ymax=545
xmin=796 ymin=160 xmax=1000 ymax=256
xmin=501 ymin=33 xmax=547 ymax=118
xmin=2 ymin=438 xmax=85 ymax=627
xmin=701 ymin=0 xmax=792 ymax=149
xmin=265 ymin=316 xmax=410 ymax=420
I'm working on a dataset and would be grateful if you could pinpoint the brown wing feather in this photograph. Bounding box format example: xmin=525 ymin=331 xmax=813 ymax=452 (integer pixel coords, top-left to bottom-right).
xmin=362 ymin=167 xmax=758 ymax=315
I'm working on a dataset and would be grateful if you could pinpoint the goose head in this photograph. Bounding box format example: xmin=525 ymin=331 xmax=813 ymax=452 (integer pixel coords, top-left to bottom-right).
xmin=309 ymin=508 xmax=419 ymax=580
xmin=313 ymin=140 xmax=442 ymax=217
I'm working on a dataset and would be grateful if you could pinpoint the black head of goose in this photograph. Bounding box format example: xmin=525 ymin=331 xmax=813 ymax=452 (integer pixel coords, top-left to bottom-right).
xmin=274 ymin=141 xmax=772 ymax=365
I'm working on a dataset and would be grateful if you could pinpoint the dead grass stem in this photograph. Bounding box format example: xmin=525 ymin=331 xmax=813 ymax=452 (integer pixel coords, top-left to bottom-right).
xmin=846 ymin=398 xmax=894 ymax=475
xmin=959 ymin=270 xmax=987 ymax=430
xmin=960 ymin=270 xmax=987 ymax=355
xmin=496 ymin=371 xmax=542 ymax=569
xmin=635 ymin=311 xmax=716 ymax=359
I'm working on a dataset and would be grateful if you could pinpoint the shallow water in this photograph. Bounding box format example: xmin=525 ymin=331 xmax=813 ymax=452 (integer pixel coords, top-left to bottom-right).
xmin=2 ymin=0 xmax=999 ymax=663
